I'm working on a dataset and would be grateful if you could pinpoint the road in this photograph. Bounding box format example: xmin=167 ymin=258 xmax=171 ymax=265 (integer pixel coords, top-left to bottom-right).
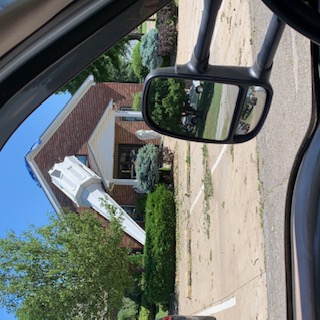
xmin=215 ymin=84 xmax=239 ymax=140
xmin=251 ymin=2 xmax=312 ymax=319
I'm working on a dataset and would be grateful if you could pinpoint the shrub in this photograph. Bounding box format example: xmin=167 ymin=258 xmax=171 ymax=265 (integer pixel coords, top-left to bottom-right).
xmin=144 ymin=185 xmax=176 ymax=305
xmin=131 ymin=42 xmax=149 ymax=80
xmin=138 ymin=306 xmax=153 ymax=320
xmin=134 ymin=194 xmax=148 ymax=219
xmin=156 ymin=2 xmax=178 ymax=26
xmin=140 ymin=29 xmax=163 ymax=71
xmin=127 ymin=253 xmax=144 ymax=306
xmin=117 ymin=298 xmax=138 ymax=320
xmin=158 ymin=23 xmax=177 ymax=57
xmin=157 ymin=2 xmax=178 ymax=56
xmin=132 ymin=92 xmax=142 ymax=111
xmin=148 ymin=78 xmax=186 ymax=130
xmin=136 ymin=144 xmax=159 ymax=193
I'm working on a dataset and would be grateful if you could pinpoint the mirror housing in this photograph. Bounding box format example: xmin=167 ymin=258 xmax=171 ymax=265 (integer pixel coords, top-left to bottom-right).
xmin=142 ymin=64 xmax=273 ymax=144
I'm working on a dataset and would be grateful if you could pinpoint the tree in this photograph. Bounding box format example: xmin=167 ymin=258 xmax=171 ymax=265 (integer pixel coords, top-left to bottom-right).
xmin=58 ymin=39 xmax=138 ymax=95
xmin=140 ymin=29 xmax=163 ymax=71
xmin=157 ymin=2 xmax=178 ymax=56
xmin=131 ymin=42 xmax=149 ymax=80
xmin=148 ymin=78 xmax=186 ymax=130
xmin=0 ymin=207 xmax=131 ymax=320
xmin=132 ymin=92 xmax=142 ymax=111
xmin=136 ymin=144 xmax=159 ymax=193
xmin=117 ymin=297 xmax=138 ymax=320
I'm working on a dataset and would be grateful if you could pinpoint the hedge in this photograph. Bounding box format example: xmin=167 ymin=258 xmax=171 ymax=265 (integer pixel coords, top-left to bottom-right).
xmin=131 ymin=42 xmax=149 ymax=80
xmin=144 ymin=184 xmax=176 ymax=305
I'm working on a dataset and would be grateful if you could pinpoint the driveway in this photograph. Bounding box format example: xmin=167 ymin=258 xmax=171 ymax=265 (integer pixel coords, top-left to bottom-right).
xmin=163 ymin=0 xmax=311 ymax=319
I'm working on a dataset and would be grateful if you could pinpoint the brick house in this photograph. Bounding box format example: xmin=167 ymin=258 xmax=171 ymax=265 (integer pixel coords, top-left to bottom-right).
xmin=26 ymin=76 xmax=161 ymax=250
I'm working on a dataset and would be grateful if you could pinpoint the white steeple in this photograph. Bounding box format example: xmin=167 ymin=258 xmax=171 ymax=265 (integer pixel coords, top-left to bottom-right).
xmin=49 ymin=156 xmax=145 ymax=245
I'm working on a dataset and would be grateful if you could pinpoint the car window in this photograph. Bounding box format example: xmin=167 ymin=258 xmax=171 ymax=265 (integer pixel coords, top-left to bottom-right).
xmin=0 ymin=4 xmax=178 ymax=319
xmin=0 ymin=1 xmax=312 ymax=319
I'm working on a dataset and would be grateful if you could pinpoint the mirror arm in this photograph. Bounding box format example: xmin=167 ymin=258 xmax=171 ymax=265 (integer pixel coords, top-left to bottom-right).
xmin=189 ymin=0 xmax=222 ymax=73
xmin=252 ymin=14 xmax=286 ymax=79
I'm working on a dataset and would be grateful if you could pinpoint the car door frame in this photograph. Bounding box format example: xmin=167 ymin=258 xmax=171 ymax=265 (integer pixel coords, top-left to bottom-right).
xmin=0 ymin=0 xmax=171 ymax=149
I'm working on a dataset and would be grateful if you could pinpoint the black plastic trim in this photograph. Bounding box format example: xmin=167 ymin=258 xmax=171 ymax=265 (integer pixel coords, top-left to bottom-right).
xmin=285 ymin=40 xmax=319 ymax=320
xmin=141 ymin=65 xmax=273 ymax=144
xmin=262 ymin=0 xmax=320 ymax=45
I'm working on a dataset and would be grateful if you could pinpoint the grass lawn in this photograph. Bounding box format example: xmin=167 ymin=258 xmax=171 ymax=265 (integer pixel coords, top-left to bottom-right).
xmin=202 ymin=83 xmax=223 ymax=139
xmin=195 ymin=82 xmax=214 ymax=136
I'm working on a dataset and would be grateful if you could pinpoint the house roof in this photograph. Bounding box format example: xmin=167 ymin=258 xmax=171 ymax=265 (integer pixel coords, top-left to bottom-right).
xmin=26 ymin=75 xmax=96 ymax=213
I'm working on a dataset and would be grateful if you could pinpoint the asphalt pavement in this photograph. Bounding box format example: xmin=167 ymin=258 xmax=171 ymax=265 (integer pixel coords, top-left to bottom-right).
xmin=250 ymin=1 xmax=312 ymax=319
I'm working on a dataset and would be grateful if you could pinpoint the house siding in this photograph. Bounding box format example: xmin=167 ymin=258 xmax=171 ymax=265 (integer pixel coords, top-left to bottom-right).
xmin=112 ymin=120 xmax=159 ymax=205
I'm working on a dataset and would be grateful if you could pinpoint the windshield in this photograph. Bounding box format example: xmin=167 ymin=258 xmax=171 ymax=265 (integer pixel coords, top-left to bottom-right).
xmin=0 ymin=1 xmax=312 ymax=319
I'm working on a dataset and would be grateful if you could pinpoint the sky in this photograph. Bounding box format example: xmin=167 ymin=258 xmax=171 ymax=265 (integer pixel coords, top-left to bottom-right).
xmin=0 ymin=92 xmax=71 ymax=319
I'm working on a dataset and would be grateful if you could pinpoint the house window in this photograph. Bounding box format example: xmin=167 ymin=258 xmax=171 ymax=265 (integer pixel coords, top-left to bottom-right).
xmin=120 ymin=107 xmax=142 ymax=121
xmin=122 ymin=206 xmax=135 ymax=216
xmin=122 ymin=206 xmax=143 ymax=221
xmin=75 ymin=155 xmax=87 ymax=165
xmin=118 ymin=144 xmax=141 ymax=179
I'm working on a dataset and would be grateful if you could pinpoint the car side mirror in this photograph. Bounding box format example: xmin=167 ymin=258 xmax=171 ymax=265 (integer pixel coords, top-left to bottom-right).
xmin=141 ymin=0 xmax=285 ymax=144
xmin=142 ymin=65 xmax=272 ymax=144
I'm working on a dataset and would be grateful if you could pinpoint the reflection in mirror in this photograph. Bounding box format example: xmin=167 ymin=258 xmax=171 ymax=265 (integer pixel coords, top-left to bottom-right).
xmin=146 ymin=78 xmax=239 ymax=141
xmin=235 ymin=86 xmax=267 ymax=135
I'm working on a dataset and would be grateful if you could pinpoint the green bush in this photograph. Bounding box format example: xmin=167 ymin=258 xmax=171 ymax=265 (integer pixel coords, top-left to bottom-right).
xmin=148 ymin=77 xmax=186 ymax=130
xmin=132 ymin=92 xmax=142 ymax=111
xmin=117 ymin=298 xmax=138 ymax=320
xmin=144 ymin=185 xmax=176 ymax=305
xmin=136 ymin=144 xmax=159 ymax=193
xmin=134 ymin=194 xmax=148 ymax=219
xmin=140 ymin=29 xmax=163 ymax=71
xmin=127 ymin=254 xmax=144 ymax=306
xmin=156 ymin=2 xmax=178 ymax=57
xmin=132 ymin=42 xmax=149 ymax=80
xmin=129 ymin=252 xmax=144 ymax=267
xmin=138 ymin=306 xmax=153 ymax=320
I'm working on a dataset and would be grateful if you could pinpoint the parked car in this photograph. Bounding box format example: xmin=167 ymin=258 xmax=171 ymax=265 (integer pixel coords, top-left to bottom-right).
xmin=181 ymin=113 xmax=199 ymax=132
xmin=188 ymin=80 xmax=204 ymax=109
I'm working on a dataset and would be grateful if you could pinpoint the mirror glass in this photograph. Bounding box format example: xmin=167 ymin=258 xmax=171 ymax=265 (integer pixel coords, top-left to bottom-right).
xmin=235 ymin=86 xmax=267 ymax=135
xmin=146 ymin=78 xmax=239 ymax=141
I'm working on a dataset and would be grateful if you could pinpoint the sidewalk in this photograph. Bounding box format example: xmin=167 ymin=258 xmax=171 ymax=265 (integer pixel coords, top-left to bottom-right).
xmin=163 ymin=1 xmax=268 ymax=319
